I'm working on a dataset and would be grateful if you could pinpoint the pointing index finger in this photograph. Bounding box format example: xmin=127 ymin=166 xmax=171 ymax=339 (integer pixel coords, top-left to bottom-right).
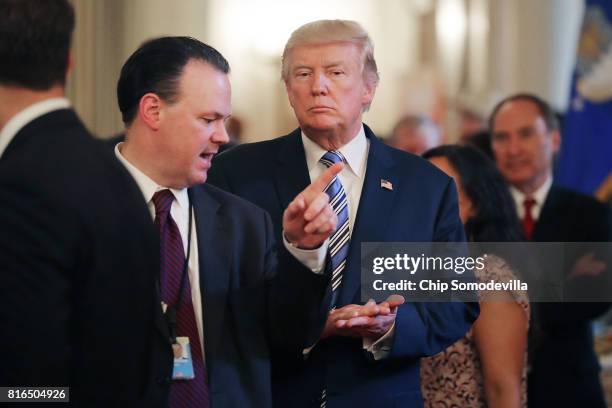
xmin=309 ymin=162 xmax=344 ymax=194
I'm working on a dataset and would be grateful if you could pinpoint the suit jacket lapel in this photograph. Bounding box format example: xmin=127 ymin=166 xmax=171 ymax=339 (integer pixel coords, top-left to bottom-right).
xmin=189 ymin=186 xmax=230 ymax=374
xmin=273 ymin=129 xmax=311 ymax=210
xmin=338 ymin=126 xmax=397 ymax=305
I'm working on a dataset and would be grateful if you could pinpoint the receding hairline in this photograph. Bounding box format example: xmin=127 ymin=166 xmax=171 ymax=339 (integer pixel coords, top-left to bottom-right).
xmin=489 ymin=93 xmax=559 ymax=133
xmin=164 ymin=58 xmax=231 ymax=105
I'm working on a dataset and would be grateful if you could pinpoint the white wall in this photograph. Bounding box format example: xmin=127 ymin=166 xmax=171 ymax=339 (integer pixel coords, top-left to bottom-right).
xmin=487 ymin=0 xmax=584 ymax=112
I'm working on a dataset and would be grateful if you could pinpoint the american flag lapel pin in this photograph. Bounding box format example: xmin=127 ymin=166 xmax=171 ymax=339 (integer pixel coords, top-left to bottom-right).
xmin=380 ymin=179 xmax=393 ymax=191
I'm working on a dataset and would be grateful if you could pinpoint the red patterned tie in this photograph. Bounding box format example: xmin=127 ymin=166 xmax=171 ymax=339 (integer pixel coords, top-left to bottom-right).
xmin=522 ymin=197 xmax=537 ymax=241
xmin=152 ymin=190 xmax=209 ymax=408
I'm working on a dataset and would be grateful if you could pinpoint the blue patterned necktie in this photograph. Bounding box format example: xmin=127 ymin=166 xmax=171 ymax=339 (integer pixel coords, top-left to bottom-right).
xmin=318 ymin=151 xmax=351 ymax=408
xmin=319 ymin=151 xmax=351 ymax=303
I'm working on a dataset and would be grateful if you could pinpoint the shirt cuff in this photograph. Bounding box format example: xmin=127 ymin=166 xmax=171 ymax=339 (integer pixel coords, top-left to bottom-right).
xmin=363 ymin=324 xmax=395 ymax=360
xmin=282 ymin=231 xmax=328 ymax=274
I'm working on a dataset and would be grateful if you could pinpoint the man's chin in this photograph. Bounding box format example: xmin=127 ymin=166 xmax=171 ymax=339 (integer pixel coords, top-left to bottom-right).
xmin=301 ymin=120 xmax=337 ymax=133
xmin=189 ymin=171 xmax=208 ymax=186
xmin=505 ymin=174 xmax=533 ymax=188
xmin=501 ymin=165 xmax=530 ymax=180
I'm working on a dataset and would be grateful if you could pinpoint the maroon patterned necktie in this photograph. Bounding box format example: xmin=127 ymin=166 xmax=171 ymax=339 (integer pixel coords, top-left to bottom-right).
xmin=522 ymin=197 xmax=537 ymax=241
xmin=152 ymin=190 xmax=209 ymax=408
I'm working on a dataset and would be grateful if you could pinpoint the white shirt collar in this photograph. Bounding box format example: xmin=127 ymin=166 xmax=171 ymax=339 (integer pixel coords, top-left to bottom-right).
xmin=510 ymin=176 xmax=553 ymax=219
xmin=0 ymin=97 xmax=70 ymax=158
xmin=114 ymin=142 xmax=189 ymax=215
xmin=301 ymin=124 xmax=368 ymax=177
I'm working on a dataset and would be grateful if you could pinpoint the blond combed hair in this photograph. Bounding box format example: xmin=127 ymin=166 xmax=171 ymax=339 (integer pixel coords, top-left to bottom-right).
xmin=281 ymin=19 xmax=380 ymax=89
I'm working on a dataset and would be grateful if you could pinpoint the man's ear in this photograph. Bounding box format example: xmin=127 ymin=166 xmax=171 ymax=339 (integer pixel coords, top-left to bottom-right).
xmin=361 ymin=77 xmax=377 ymax=109
xmin=139 ymin=93 xmax=162 ymax=130
xmin=65 ymin=50 xmax=74 ymax=77
xmin=551 ymin=129 xmax=561 ymax=154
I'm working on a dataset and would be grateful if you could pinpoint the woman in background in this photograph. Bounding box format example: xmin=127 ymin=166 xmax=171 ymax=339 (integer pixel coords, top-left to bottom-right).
xmin=421 ymin=145 xmax=529 ymax=408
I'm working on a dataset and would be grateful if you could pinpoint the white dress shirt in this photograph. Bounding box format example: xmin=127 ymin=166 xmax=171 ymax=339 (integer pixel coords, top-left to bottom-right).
xmin=115 ymin=144 xmax=206 ymax=358
xmin=297 ymin=125 xmax=393 ymax=360
xmin=0 ymin=98 xmax=70 ymax=158
xmin=281 ymin=126 xmax=369 ymax=272
xmin=301 ymin=126 xmax=369 ymax=230
xmin=510 ymin=176 xmax=553 ymax=221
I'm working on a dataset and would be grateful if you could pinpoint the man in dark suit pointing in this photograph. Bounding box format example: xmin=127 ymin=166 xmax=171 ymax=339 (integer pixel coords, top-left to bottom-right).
xmin=208 ymin=19 xmax=479 ymax=407
xmin=114 ymin=36 xmax=341 ymax=407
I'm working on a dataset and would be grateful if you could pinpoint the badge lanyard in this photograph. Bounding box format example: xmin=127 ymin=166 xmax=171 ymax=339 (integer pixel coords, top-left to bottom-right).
xmin=164 ymin=201 xmax=194 ymax=345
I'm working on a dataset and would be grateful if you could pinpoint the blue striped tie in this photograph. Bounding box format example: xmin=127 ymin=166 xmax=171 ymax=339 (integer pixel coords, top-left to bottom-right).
xmin=319 ymin=151 xmax=351 ymax=302
xmin=318 ymin=151 xmax=351 ymax=408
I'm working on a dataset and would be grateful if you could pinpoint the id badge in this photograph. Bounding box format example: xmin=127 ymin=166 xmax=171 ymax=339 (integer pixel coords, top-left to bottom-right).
xmin=172 ymin=336 xmax=195 ymax=380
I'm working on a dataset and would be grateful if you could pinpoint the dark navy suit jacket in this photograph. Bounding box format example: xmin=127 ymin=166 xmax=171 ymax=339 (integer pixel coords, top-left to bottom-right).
xmin=146 ymin=183 xmax=331 ymax=408
xmin=0 ymin=109 xmax=160 ymax=407
xmin=208 ymin=125 xmax=479 ymax=407
xmin=528 ymin=185 xmax=612 ymax=408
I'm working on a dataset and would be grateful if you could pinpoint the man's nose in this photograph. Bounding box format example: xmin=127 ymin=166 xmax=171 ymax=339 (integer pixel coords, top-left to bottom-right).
xmin=507 ymin=135 xmax=521 ymax=155
xmin=213 ymin=121 xmax=230 ymax=145
xmin=311 ymin=72 xmax=329 ymax=95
